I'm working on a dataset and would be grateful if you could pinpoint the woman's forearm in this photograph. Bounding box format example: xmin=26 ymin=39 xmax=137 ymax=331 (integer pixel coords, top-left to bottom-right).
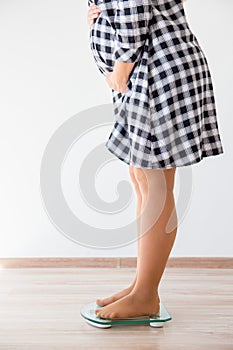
xmin=105 ymin=60 xmax=136 ymax=93
xmin=113 ymin=60 xmax=136 ymax=83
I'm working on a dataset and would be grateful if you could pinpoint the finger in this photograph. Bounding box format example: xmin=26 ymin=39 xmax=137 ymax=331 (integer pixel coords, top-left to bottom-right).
xmin=117 ymin=85 xmax=126 ymax=93
xmin=89 ymin=7 xmax=101 ymax=15
xmin=88 ymin=13 xmax=100 ymax=22
xmin=91 ymin=5 xmax=101 ymax=11
xmin=90 ymin=8 xmax=101 ymax=14
xmin=89 ymin=9 xmax=100 ymax=15
xmin=121 ymin=84 xmax=127 ymax=93
xmin=89 ymin=10 xmax=101 ymax=18
xmin=87 ymin=13 xmax=99 ymax=26
xmin=105 ymin=79 xmax=114 ymax=90
xmin=90 ymin=4 xmax=99 ymax=9
xmin=89 ymin=13 xmax=100 ymax=20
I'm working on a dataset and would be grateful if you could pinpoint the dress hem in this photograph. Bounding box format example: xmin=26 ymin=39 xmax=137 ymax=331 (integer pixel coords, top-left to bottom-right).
xmin=104 ymin=142 xmax=224 ymax=169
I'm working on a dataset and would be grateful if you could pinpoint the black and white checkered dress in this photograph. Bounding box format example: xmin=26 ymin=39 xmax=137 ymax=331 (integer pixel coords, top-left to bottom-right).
xmin=88 ymin=0 xmax=224 ymax=168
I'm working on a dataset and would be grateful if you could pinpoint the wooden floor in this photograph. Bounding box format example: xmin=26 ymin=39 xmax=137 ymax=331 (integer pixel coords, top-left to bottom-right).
xmin=0 ymin=267 xmax=232 ymax=349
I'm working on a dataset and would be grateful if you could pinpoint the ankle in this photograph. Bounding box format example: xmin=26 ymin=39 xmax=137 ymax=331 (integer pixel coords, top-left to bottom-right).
xmin=130 ymin=287 xmax=159 ymax=302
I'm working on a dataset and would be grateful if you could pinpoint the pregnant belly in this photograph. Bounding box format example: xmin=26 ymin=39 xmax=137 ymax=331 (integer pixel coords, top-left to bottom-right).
xmin=89 ymin=14 xmax=116 ymax=76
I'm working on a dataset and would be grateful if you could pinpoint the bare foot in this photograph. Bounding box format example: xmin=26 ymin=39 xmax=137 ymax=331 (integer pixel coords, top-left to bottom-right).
xmin=96 ymin=276 xmax=137 ymax=306
xmin=95 ymin=291 xmax=160 ymax=319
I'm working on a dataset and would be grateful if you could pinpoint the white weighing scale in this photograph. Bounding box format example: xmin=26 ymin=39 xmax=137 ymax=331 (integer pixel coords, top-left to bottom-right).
xmin=80 ymin=301 xmax=172 ymax=328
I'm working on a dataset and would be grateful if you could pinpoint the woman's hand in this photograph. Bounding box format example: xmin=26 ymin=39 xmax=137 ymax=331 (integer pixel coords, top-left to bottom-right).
xmin=105 ymin=72 xmax=128 ymax=94
xmin=87 ymin=4 xmax=101 ymax=27
xmin=105 ymin=61 xmax=136 ymax=93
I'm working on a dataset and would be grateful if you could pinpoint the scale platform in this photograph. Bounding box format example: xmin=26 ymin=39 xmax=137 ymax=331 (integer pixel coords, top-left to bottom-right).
xmin=80 ymin=301 xmax=172 ymax=328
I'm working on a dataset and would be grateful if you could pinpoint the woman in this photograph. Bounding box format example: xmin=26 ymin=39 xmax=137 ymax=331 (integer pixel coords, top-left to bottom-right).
xmin=87 ymin=0 xmax=224 ymax=319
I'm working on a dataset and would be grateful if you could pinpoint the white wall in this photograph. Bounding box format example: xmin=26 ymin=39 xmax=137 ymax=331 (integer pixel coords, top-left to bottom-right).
xmin=0 ymin=0 xmax=232 ymax=258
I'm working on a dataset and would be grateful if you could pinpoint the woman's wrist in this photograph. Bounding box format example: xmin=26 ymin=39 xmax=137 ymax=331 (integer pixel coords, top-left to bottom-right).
xmin=105 ymin=60 xmax=136 ymax=93
xmin=110 ymin=71 xmax=128 ymax=86
xmin=113 ymin=60 xmax=136 ymax=83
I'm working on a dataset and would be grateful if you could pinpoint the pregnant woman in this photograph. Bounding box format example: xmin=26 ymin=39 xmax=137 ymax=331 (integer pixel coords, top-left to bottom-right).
xmin=87 ymin=0 xmax=224 ymax=319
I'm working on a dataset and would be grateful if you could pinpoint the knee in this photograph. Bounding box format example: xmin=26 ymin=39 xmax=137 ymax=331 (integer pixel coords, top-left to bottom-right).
xmin=133 ymin=168 xmax=148 ymax=192
xmin=128 ymin=166 xmax=145 ymax=199
xmin=129 ymin=167 xmax=176 ymax=196
xmin=128 ymin=165 xmax=135 ymax=182
xmin=134 ymin=168 xmax=176 ymax=194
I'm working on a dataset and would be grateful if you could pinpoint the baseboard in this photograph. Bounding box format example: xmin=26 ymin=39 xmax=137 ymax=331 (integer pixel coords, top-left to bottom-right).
xmin=0 ymin=257 xmax=232 ymax=268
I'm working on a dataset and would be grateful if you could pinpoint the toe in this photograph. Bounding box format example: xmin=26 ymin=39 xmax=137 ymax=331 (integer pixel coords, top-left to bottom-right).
xmin=98 ymin=297 xmax=110 ymax=306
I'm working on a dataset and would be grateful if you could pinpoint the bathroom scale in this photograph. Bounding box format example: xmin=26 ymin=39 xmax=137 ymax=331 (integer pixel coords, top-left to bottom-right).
xmin=80 ymin=301 xmax=172 ymax=328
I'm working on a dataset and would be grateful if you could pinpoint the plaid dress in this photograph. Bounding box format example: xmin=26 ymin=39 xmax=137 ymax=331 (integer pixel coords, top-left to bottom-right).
xmin=88 ymin=0 xmax=224 ymax=168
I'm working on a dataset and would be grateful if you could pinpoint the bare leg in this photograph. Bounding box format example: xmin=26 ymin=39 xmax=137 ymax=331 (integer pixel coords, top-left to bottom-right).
xmin=133 ymin=167 xmax=177 ymax=298
xmin=96 ymin=165 xmax=141 ymax=306
xmin=95 ymin=166 xmax=178 ymax=319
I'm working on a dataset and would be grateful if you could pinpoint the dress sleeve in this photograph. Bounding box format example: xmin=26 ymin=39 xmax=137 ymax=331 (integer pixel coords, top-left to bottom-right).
xmin=113 ymin=0 xmax=152 ymax=63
